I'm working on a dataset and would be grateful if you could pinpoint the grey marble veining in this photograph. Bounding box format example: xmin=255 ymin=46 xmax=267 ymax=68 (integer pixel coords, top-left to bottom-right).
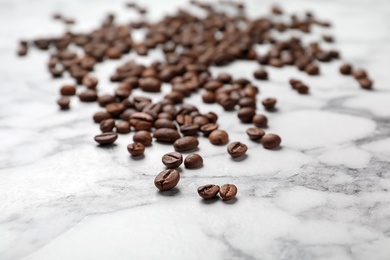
xmin=0 ymin=0 xmax=390 ymax=259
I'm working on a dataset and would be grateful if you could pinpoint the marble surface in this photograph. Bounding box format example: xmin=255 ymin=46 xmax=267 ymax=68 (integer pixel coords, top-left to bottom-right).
xmin=1 ymin=0 xmax=390 ymax=259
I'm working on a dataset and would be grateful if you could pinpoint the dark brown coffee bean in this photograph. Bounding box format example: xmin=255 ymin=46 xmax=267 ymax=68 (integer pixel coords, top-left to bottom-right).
xmin=269 ymin=58 xmax=284 ymax=68
xmin=339 ymin=63 xmax=352 ymax=75
xmin=93 ymin=111 xmax=112 ymax=123
xmin=133 ymin=130 xmax=152 ymax=146
xmin=153 ymin=128 xmax=181 ymax=143
xmin=296 ymin=84 xmax=309 ymax=94
xmin=106 ymin=103 xmax=125 ymax=117
xmin=306 ymin=64 xmax=320 ymax=75
xmin=219 ymin=184 xmax=237 ymax=200
xmin=219 ymin=96 xmax=237 ymax=110
xmin=154 ymin=118 xmax=177 ymax=129
xmin=120 ymin=108 xmax=137 ymax=121
xmin=60 ymin=85 xmax=76 ymax=96
xmin=202 ymin=91 xmax=215 ymax=103
xmin=180 ymin=124 xmax=199 ymax=136
xmin=204 ymin=112 xmax=218 ymax=123
xmin=165 ymin=91 xmax=184 ymax=104
xmin=193 ymin=116 xmax=209 ymax=126
xmin=57 ymin=96 xmax=70 ymax=110
xmin=238 ymin=107 xmax=256 ymax=123
xmin=115 ymin=88 xmax=131 ymax=101
xmin=82 ymin=76 xmax=98 ymax=89
xmin=216 ymin=73 xmax=232 ymax=84
xmin=98 ymin=94 xmax=116 ymax=107
xmin=116 ymin=121 xmax=131 ymax=134
xmin=261 ymin=134 xmax=281 ymax=149
xmin=262 ymin=98 xmax=277 ymax=111
xmin=322 ymin=34 xmax=334 ymax=43
xmin=162 ymin=152 xmax=183 ymax=168
xmin=94 ymin=132 xmax=118 ymax=145
xmin=174 ymin=136 xmax=199 ymax=152
xmin=127 ymin=142 xmax=145 ymax=156
xmin=200 ymin=123 xmax=218 ymax=136
xmin=129 ymin=112 xmax=154 ymax=131
xmin=253 ymin=69 xmax=268 ymax=80
xmin=227 ymin=142 xmax=248 ymax=158
xmin=204 ymin=80 xmax=223 ymax=92
xmin=209 ymin=130 xmax=229 ymax=145
xmin=106 ymin=47 xmax=122 ymax=59
xmin=239 ymin=97 xmax=256 ymax=108
xmin=197 ymin=184 xmax=220 ymax=199
xmin=353 ymin=69 xmax=367 ymax=80
xmin=78 ymin=90 xmax=98 ymax=102
xmin=184 ymin=153 xmax=203 ymax=169
xmin=100 ymin=118 xmax=115 ymax=133
xmin=252 ymin=114 xmax=268 ymax=128
xmin=154 ymin=169 xmax=180 ymax=191
xmin=246 ymin=127 xmax=265 ymax=140
xmin=176 ymin=114 xmax=193 ymax=125
xmin=139 ymin=77 xmax=161 ymax=92
xmin=359 ymin=78 xmax=373 ymax=90
xmin=157 ymin=112 xmax=173 ymax=120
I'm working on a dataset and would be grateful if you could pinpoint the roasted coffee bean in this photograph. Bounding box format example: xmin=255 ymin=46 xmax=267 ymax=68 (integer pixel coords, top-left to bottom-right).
xmin=238 ymin=107 xmax=256 ymax=123
xmin=176 ymin=114 xmax=193 ymax=125
xmin=296 ymin=84 xmax=309 ymax=94
xmin=162 ymin=152 xmax=183 ymax=168
xmin=252 ymin=114 xmax=268 ymax=128
xmin=200 ymin=123 xmax=218 ymax=136
xmin=93 ymin=111 xmax=112 ymax=123
xmin=115 ymin=88 xmax=131 ymax=101
xmin=154 ymin=169 xmax=180 ymax=191
xmin=94 ymin=132 xmax=118 ymax=145
xmin=204 ymin=80 xmax=223 ymax=92
xmin=106 ymin=103 xmax=125 ymax=117
xmin=133 ymin=130 xmax=152 ymax=146
xmin=193 ymin=116 xmax=209 ymax=126
xmin=305 ymin=64 xmax=319 ymax=75
xmin=106 ymin=47 xmax=122 ymax=59
xmin=322 ymin=34 xmax=334 ymax=43
xmin=82 ymin=76 xmax=98 ymax=89
xmin=139 ymin=77 xmax=161 ymax=92
xmin=204 ymin=112 xmax=218 ymax=123
xmin=353 ymin=69 xmax=367 ymax=79
xmin=60 ymin=85 xmax=76 ymax=96
xmin=78 ymin=90 xmax=98 ymax=102
xmin=359 ymin=78 xmax=373 ymax=90
xmin=180 ymin=124 xmax=199 ymax=136
xmin=262 ymin=98 xmax=277 ymax=110
xmin=100 ymin=118 xmax=115 ymax=132
xmin=174 ymin=136 xmax=199 ymax=152
xmin=202 ymin=91 xmax=215 ymax=103
xmin=184 ymin=153 xmax=203 ymax=169
xmin=154 ymin=118 xmax=177 ymax=129
xmin=289 ymin=78 xmax=301 ymax=89
xmin=197 ymin=184 xmax=220 ymax=199
xmin=120 ymin=108 xmax=137 ymax=121
xmin=165 ymin=91 xmax=184 ymax=104
xmin=219 ymin=96 xmax=238 ymax=110
xmin=57 ymin=96 xmax=70 ymax=110
xmin=246 ymin=127 xmax=265 ymax=140
xmin=216 ymin=73 xmax=232 ymax=84
xmin=219 ymin=184 xmax=237 ymax=200
xmin=261 ymin=134 xmax=281 ymax=149
xmin=227 ymin=142 xmax=248 ymax=158
xmin=209 ymin=130 xmax=229 ymax=145
xmin=98 ymin=94 xmax=116 ymax=107
xmin=253 ymin=69 xmax=268 ymax=80
xmin=127 ymin=142 xmax=145 ymax=156
xmin=116 ymin=121 xmax=131 ymax=134
xmin=157 ymin=112 xmax=173 ymax=120
xmin=340 ymin=63 xmax=352 ymax=75
xmin=153 ymin=128 xmax=181 ymax=143
xmin=129 ymin=112 xmax=154 ymax=131
xmin=238 ymin=97 xmax=256 ymax=108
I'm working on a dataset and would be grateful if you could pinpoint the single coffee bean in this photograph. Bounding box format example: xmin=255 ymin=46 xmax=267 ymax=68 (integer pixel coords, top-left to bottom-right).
xmin=157 ymin=112 xmax=173 ymax=120
xmin=82 ymin=76 xmax=98 ymax=89
xmin=197 ymin=184 xmax=220 ymax=199
xmin=252 ymin=114 xmax=268 ymax=128
xmin=94 ymin=132 xmax=118 ymax=145
xmin=262 ymin=98 xmax=277 ymax=110
xmin=127 ymin=142 xmax=145 ymax=156
xmin=115 ymin=87 xmax=131 ymax=101
xmin=219 ymin=184 xmax=238 ymax=200
xmin=106 ymin=103 xmax=126 ymax=117
xmin=238 ymin=107 xmax=256 ymax=123
xmin=193 ymin=116 xmax=209 ymax=126
xmin=209 ymin=130 xmax=229 ymax=145
xmin=116 ymin=121 xmax=131 ymax=134
xmin=339 ymin=63 xmax=352 ymax=75
xmin=204 ymin=80 xmax=223 ymax=92
xmin=353 ymin=69 xmax=367 ymax=79
xmin=106 ymin=47 xmax=122 ymax=59
xmin=174 ymin=136 xmax=199 ymax=152
xmin=154 ymin=169 xmax=180 ymax=191
xmin=140 ymin=77 xmax=161 ymax=92
xmin=154 ymin=118 xmax=177 ymax=129
xmin=162 ymin=152 xmax=183 ymax=168
xmin=305 ymin=63 xmax=320 ymax=75
xmin=261 ymin=134 xmax=282 ymax=149
xmin=296 ymin=84 xmax=309 ymax=94
xmin=322 ymin=34 xmax=334 ymax=42
xmin=359 ymin=78 xmax=373 ymax=90
xmin=100 ymin=118 xmax=116 ymax=132
xmin=200 ymin=123 xmax=218 ymax=136
xmin=204 ymin=112 xmax=218 ymax=123
xmin=93 ymin=111 xmax=112 ymax=123
xmin=246 ymin=127 xmax=265 ymax=140
xmin=238 ymin=97 xmax=256 ymax=108
xmin=120 ymin=108 xmax=137 ymax=121
xmin=253 ymin=69 xmax=268 ymax=80
xmin=202 ymin=91 xmax=216 ymax=103
xmin=227 ymin=142 xmax=248 ymax=158
xmin=133 ymin=130 xmax=152 ymax=146
xmin=153 ymin=128 xmax=181 ymax=143
xmin=180 ymin=124 xmax=199 ymax=136
xmin=216 ymin=73 xmax=232 ymax=83
xmin=184 ymin=153 xmax=203 ymax=169
xmin=129 ymin=112 xmax=154 ymax=131
xmin=60 ymin=85 xmax=76 ymax=96
xmin=78 ymin=89 xmax=98 ymax=102
xmin=98 ymin=94 xmax=116 ymax=107
xmin=57 ymin=96 xmax=70 ymax=110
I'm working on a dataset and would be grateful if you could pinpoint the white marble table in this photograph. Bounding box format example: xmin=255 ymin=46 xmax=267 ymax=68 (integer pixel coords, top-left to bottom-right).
xmin=1 ymin=0 xmax=390 ymax=259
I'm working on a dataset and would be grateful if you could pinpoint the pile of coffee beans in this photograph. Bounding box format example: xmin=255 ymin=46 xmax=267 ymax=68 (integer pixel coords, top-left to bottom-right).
xmin=17 ymin=1 xmax=374 ymax=201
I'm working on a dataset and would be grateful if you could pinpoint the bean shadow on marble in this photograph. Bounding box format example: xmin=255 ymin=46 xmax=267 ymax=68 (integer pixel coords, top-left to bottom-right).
xmin=158 ymin=187 xmax=181 ymax=197
xmin=230 ymin=154 xmax=248 ymax=162
xmin=180 ymin=147 xmax=200 ymax=154
xmin=200 ymin=197 xmax=219 ymax=205
xmin=96 ymin=144 xmax=117 ymax=149
xmin=129 ymin=154 xmax=145 ymax=160
xmin=222 ymin=198 xmax=238 ymax=205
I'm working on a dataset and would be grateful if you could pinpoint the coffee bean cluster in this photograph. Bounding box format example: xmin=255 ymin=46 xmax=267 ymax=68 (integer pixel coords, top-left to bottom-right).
xmin=339 ymin=63 xmax=373 ymax=90
xmin=289 ymin=78 xmax=310 ymax=94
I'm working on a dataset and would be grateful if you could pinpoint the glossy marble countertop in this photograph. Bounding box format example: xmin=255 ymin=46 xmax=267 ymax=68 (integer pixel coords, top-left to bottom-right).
xmin=1 ymin=0 xmax=390 ymax=259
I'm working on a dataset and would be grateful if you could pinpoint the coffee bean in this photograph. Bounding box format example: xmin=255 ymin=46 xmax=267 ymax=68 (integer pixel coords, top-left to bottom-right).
xmin=200 ymin=123 xmax=218 ymax=136
xmin=305 ymin=64 xmax=319 ymax=75
xmin=140 ymin=77 xmax=161 ymax=92
xmin=157 ymin=112 xmax=173 ymax=120
xmin=116 ymin=121 xmax=131 ymax=134
xmin=184 ymin=153 xmax=203 ymax=169
xmin=154 ymin=118 xmax=177 ymax=129
xmin=238 ymin=97 xmax=256 ymax=108
xmin=262 ymin=98 xmax=277 ymax=111
xmin=115 ymin=88 xmax=131 ymax=101
xmin=162 ymin=152 xmax=183 ymax=168
xmin=252 ymin=114 xmax=268 ymax=127
xmin=57 ymin=96 xmax=70 ymax=110
xmin=246 ymin=127 xmax=265 ymax=140
xmin=209 ymin=130 xmax=229 ymax=145
xmin=180 ymin=124 xmax=199 ymax=136
xmin=133 ymin=130 xmax=152 ymax=146
xmin=193 ymin=116 xmax=209 ymax=126
xmin=261 ymin=134 xmax=281 ymax=149
xmin=93 ymin=111 xmax=112 ymax=123
xmin=60 ymin=85 xmax=76 ymax=96
xmin=296 ymin=84 xmax=309 ymax=94
xmin=216 ymin=73 xmax=232 ymax=83
xmin=100 ymin=118 xmax=116 ymax=132
xmin=359 ymin=78 xmax=373 ymax=90
xmin=129 ymin=112 xmax=154 ymax=131
xmin=106 ymin=103 xmax=125 ymax=117
xmin=253 ymin=69 xmax=268 ymax=80
xmin=82 ymin=76 xmax=98 ymax=89
xmin=153 ymin=128 xmax=181 ymax=143
xmin=322 ymin=34 xmax=334 ymax=43
xmin=227 ymin=142 xmax=247 ymax=158
xmin=106 ymin=47 xmax=122 ymax=59
xmin=98 ymin=94 xmax=116 ymax=107
xmin=204 ymin=112 xmax=218 ymax=123
xmin=174 ymin=136 xmax=199 ymax=152
xmin=204 ymin=80 xmax=223 ymax=92
xmin=94 ymin=132 xmax=118 ymax=145
xmin=219 ymin=184 xmax=237 ymax=200
xmin=197 ymin=184 xmax=220 ymax=199
xmin=202 ymin=91 xmax=215 ymax=103
xmin=78 ymin=89 xmax=98 ymax=102
xmin=127 ymin=142 xmax=145 ymax=156
xmin=154 ymin=169 xmax=180 ymax=191
xmin=238 ymin=107 xmax=256 ymax=123
xmin=353 ymin=69 xmax=367 ymax=79
xmin=339 ymin=63 xmax=352 ymax=75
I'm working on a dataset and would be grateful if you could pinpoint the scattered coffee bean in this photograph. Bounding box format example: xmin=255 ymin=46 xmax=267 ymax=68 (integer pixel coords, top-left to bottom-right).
xmin=252 ymin=114 xmax=268 ymax=128
xmin=184 ymin=153 xmax=203 ymax=169
xmin=154 ymin=169 xmax=180 ymax=191
xmin=262 ymin=98 xmax=277 ymax=110
xmin=353 ymin=69 xmax=367 ymax=80
xmin=154 ymin=118 xmax=177 ymax=129
xmin=200 ymin=123 xmax=218 ymax=136
xmin=340 ymin=63 xmax=352 ymax=75
xmin=60 ymin=85 xmax=76 ymax=96
xmin=100 ymin=118 xmax=116 ymax=132
xmin=98 ymin=94 xmax=116 ymax=107
xmin=174 ymin=136 xmax=199 ymax=152
xmin=162 ymin=152 xmax=183 ymax=168
xmin=253 ymin=69 xmax=268 ymax=80
xmin=94 ymin=132 xmax=118 ymax=145
xmin=78 ymin=90 xmax=98 ymax=102
xmin=219 ymin=184 xmax=237 ymax=200
xmin=127 ymin=142 xmax=145 ymax=156
xmin=129 ymin=112 xmax=154 ymax=131
xmin=246 ymin=127 xmax=265 ymax=140
xmin=133 ymin=130 xmax=152 ymax=146
xmin=227 ymin=142 xmax=248 ymax=158
xmin=140 ymin=77 xmax=161 ymax=92
xmin=261 ymin=134 xmax=281 ymax=149
xmin=197 ymin=184 xmax=220 ymax=199
xmin=82 ymin=76 xmax=98 ymax=89
xmin=238 ymin=107 xmax=256 ymax=123
xmin=153 ymin=128 xmax=181 ymax=143
xmin=116 ymin=121 xmax=131 ymax=134
xmin=209 ymin=130 xmax=229 ymax=145
xmin=106 ymin=103 xmax=125 ymax=117
xmin=359 ymin=78 xmax=373 ymax=90
xmin=93 ymin=111 xmax=112 ymax=123
xmin=57 ymin=96 xmax=70 ymax=110
xmin=180 ymin=124 xmax=199 ymax=136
